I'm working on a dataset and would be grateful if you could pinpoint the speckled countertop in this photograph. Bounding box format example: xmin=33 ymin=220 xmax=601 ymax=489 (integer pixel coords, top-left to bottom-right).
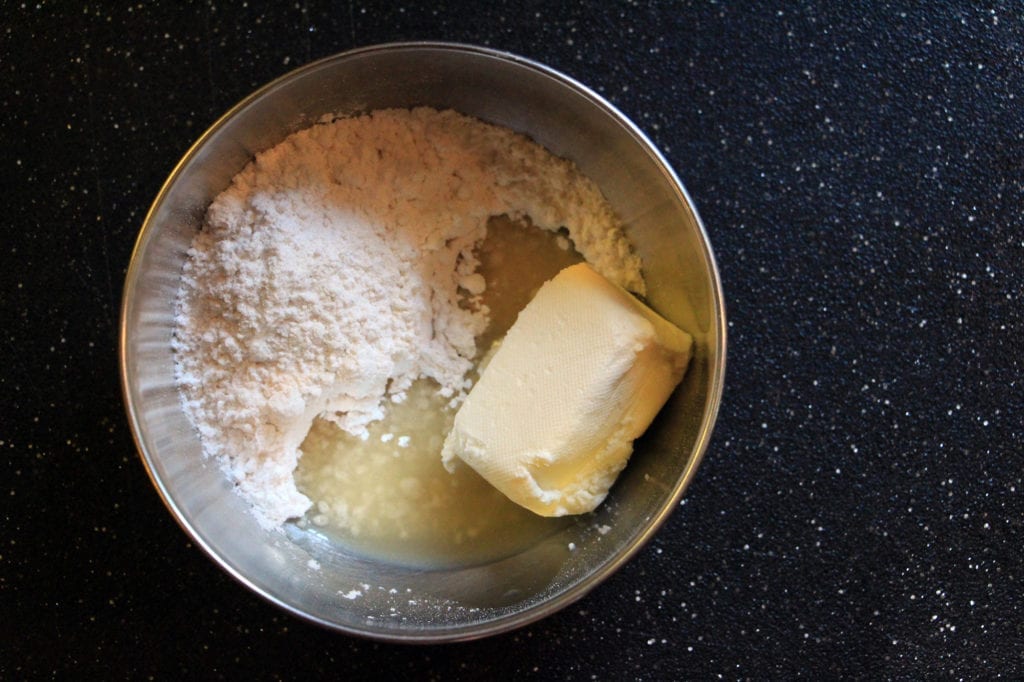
xmin=3 ymin=2 xmax=1021 ymax=678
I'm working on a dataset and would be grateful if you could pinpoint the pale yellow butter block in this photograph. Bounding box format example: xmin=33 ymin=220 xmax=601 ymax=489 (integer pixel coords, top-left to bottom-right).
xmin=441 ymin=263 xmax=693 ymax=516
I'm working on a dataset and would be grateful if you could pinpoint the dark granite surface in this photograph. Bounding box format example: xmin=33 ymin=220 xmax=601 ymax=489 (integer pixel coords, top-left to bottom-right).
xmin=3 ymin=2 xmax=1021 ymax=678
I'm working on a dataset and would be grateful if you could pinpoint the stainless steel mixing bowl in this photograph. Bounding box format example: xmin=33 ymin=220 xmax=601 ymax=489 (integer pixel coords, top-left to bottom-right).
xmin=120 ymin=42 xmax=726 ymax=642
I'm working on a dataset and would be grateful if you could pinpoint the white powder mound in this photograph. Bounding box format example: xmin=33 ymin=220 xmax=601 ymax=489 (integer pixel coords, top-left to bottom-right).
xmin=172 ymin=107 xmax=644 ymax=529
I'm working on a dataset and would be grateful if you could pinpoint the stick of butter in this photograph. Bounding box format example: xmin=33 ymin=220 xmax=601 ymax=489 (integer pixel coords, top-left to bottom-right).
xmin=441 ymin=262 xmax=693 ymax=516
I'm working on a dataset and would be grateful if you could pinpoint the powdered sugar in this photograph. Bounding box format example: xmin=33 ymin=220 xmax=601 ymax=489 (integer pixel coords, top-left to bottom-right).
xmin=172 ymin=107 xmax=643 ymax=529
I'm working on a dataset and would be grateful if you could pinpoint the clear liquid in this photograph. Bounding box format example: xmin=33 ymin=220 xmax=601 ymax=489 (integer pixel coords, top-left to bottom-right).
xmin=293 ymin=216 xmax=583 ymax=568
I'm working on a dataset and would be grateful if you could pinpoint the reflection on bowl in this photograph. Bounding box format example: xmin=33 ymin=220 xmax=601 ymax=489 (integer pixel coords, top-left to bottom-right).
xmin=119 ymin=42 xmax=725 ymax=642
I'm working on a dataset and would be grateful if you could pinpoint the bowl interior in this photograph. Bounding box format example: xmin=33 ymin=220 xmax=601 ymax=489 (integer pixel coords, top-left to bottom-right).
xmin=120 ymin=43 xmax=724 ymax=641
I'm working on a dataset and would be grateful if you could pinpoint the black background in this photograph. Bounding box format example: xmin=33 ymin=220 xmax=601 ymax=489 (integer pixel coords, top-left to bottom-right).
xmin=3 ymin=1 xmax=1022 ymax=678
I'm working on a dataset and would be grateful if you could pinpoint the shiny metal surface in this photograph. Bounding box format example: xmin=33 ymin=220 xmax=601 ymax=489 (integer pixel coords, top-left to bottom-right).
xmin=119 ymin=42 xmax=726 ymax=642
